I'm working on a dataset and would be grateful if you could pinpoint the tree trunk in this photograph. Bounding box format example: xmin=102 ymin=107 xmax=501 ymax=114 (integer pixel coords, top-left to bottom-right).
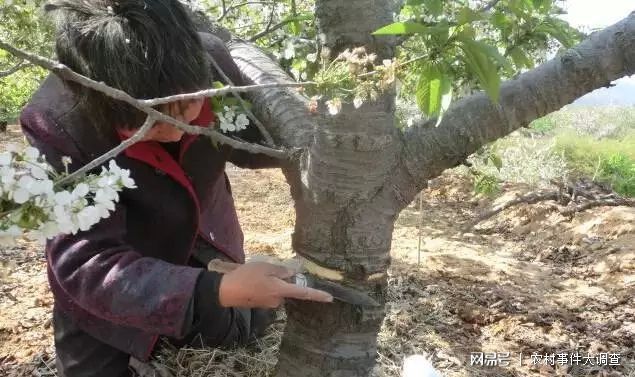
xmin=272 ymin=1 xmax=408 ymax=375
xmin=220 ymin=5 xmax=635 ymax=376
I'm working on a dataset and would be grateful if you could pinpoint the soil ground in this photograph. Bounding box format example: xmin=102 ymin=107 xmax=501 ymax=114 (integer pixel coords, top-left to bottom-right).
xmin=0 ymin=124 xmax=633 ymax=376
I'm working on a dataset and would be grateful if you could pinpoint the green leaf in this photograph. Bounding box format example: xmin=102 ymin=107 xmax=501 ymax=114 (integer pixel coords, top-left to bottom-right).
xmin=489 ymin=154 xmax=503 ymax=171
xmin=469 ymin=40 xmax=514 ymax=72
xmin=457 ymin=7 xmax=485 ymax=25
xmin=373 ymin=21 xmax=448 ymax=35
xmin=210 ymin=97 xmax=223 ymax=113
xmin=457 ymin=36 xmax=501 ymax=102
xmin=223 ymin=97 xmax=240 ymax=107
xmin=509 ymin=47 xmax=534 ymax=69
xmin=416 ymin=65 xmax=453 ymax=117
xmin=531 ymin=0 xmax=552 ymax=11
xmin=491 ymin=11 xmax=508 ymax=29
xmin=289 ymin=0 xmax=301 ymax=36
xmin=424 ymin=0 xmax=443 ymax=17
xmin=537 ymin=18 xmax=576 ymax=48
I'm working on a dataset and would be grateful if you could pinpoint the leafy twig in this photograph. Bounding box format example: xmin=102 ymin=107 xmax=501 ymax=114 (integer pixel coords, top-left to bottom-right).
xmin=207 ymin=54 xmax=276 ymax=146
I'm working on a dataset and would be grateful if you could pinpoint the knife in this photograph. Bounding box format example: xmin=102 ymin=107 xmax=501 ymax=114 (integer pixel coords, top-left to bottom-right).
xmin=207 ymin=259 xmax=380 ymax=307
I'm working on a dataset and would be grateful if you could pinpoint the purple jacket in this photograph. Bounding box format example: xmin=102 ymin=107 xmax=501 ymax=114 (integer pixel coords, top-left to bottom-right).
xmin=19 ymin=33 xmax=279 ymax=359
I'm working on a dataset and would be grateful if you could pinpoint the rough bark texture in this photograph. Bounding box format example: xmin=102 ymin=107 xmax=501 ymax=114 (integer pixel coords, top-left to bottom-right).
xmin=228 ymin=1 xmax=412 ymax=374
xmin=315 ymin=0 xmax=401 ymax=58
xmin=189 ymin=2 xmax=635 ymax=375
xmin=403 ymin=12 xmax=635 ymax=190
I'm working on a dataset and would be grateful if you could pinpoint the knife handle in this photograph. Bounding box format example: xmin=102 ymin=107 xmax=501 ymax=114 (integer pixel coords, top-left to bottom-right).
xmin=207 ymin=258 xmax=299 ymax=285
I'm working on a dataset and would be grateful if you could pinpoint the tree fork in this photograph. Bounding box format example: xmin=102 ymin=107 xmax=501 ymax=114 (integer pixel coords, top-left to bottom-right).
xmin=185 ymin=2 xmax=635 ymax=375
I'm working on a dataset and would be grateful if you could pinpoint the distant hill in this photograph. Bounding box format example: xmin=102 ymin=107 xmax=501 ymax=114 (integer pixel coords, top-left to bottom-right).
xmin=572 ymin=77 xmax=635 ymax=106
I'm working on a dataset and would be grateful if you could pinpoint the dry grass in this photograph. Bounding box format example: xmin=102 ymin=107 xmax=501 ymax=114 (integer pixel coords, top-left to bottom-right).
xmin=152 ymin=313 xmax=285 ymax=377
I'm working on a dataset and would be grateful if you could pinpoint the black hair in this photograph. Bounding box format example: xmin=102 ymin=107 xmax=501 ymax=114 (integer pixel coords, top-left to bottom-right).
xmin=45 ymin=0 xmax=211 ymax=130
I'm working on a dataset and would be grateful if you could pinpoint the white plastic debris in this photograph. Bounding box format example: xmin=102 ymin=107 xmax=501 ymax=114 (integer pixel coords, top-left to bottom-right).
xmin=402 ymin=355 xmax=443 ymax=377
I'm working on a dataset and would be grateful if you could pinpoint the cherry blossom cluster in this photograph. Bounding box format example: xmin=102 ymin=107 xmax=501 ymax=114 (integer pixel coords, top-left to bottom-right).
xmin=0 ymin=145 xmax=136 ymax=245
xmin=217 ymin=106 xmax=250 ymax=133
xmin=309 ymin=47 xmax=397 ymax=116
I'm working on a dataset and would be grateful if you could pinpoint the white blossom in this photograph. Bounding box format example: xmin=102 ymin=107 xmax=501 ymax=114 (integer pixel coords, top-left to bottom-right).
xmin=0 ymin=152 xmax=12 ymax=166
xmin=24 ymin=146 xmax=40 ymax=161
xmin=30 ymin=164 xmax=49 ymax=180
xmin=5 ymin=144 xmax=19 ymax=153
xmin=218 ymin=113 xmax=236 ymax=132
xmin=95 ymin=186 xmax=118 ymax=205
xmin=1 ymin=167 xmax=16 ymax=185
xmin=77 ymin=206 xmax=100 ymax=231
xmin=72 ymin=183 xmax=90 ymax=198
xmin=12 ymin=188 xmax=31 ymax=204
xmin=307 ymin=53 xmax=318 ymax=63
xmin=217 ymin=106 xmax=250 ymax=133
xmin=235 ymin=114 xmax=249 ymax=131
xmin=353 ymin=97 xmax=364 ymax=109
xmin=0 ymin=146 xmax=137 ymax=246
xmin=326 ymin=98 xmax=342 ymax=115
xmin=54 ymin=191 xmax=73 ymax=206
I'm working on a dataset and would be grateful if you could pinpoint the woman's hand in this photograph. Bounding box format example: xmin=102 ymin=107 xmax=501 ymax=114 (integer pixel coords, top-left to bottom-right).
xmin=217 ymin=262 xmax=334 ymax=308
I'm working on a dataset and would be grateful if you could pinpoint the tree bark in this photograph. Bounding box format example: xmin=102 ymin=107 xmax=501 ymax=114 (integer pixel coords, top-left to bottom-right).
xmin=212 ymin=5 xmax=635 ymax=376
xmin=403 ymin=13 xmax=635 ymax=190
xmin=229 ymin=1 xmax=413 ymax=375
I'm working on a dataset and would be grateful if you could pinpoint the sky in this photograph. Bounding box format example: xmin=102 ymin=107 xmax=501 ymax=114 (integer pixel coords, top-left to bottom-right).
xmin=559 ymin=1 xmax=635 ymax=104
xmin=561 ymin=0 xmax=633 ymax=29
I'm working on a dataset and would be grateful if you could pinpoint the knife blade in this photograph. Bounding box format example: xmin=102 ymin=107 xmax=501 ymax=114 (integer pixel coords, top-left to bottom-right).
xmin=207 ymin=259 xmax=380 ymax=307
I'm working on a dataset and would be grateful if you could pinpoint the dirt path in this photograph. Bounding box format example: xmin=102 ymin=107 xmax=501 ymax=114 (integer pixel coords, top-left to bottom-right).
xmin=0 ymin=125 xmax=633 ymax=376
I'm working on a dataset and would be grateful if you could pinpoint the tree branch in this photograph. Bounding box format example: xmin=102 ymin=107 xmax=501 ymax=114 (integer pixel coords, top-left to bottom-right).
xmin=249 ymin=17 xmax=298 ymax=42
xmin=207 ymin=53 xmax=276 ymax=146
xmin=479 ymin=0 xmax=501 ymax=12
xmin=0 ymin=61 xmax=30 ymax=79
xmin=559 ymin=198 xmax=635 ymax=217
xmin=402 ymin=12 xmax=635 ymax=189
xmin=216 ymin=1 xmax=275 ymax=22
xmin=140 ymin=81 xmax=313 ymax=106
xmin=56 ymin=117 xmax=155 ymax=186
xmin=0 ymin=39 xmax=293 ymax=160
xmin=227 ymin=39 xmax=317 ymax=148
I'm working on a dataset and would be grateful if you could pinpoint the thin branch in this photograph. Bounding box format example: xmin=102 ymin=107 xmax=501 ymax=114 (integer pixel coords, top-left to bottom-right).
xmin=56 ymin=117 xmax=155 ymax=186
xmin=264 ymin=1 xmax=277 ymax=33
xmin=141 ymin=81 xmax=312 ymax=107
xmin=207 ymin=53 xmax=276 ymax=146
xmin=0 ymin=61 xmax=30 ymax=79
xmin=217 ymin=1 xmax=275 ymax=22
xmin=0 ymin=39 xmax=292 ymax=160
xmin=559 ymin=198 xmax=635 ymax=217
xmin=249 ymin=17 xmax=298 ymax=42
xmin=220 ymin=0 xmax=228 ymax=19
xmin=479 ymin=0 xmax=501 ymax=12
xmin=469 ymin=191 xmax=560 ymax=227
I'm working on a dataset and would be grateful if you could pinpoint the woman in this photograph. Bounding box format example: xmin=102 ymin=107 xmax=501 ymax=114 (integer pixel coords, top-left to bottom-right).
xmin=19 ymin=1 xmax=332 ymax=376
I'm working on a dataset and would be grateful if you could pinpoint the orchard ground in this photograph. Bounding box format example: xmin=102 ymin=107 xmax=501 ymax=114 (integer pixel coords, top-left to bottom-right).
xmin=0 ymin=107 xmax=634 ymax=376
